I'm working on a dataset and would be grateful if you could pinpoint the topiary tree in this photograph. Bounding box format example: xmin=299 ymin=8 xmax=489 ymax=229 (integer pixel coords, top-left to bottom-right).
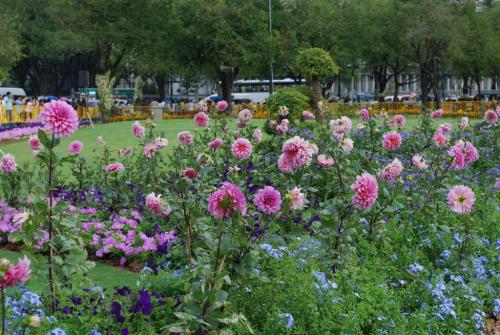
xmin=294 ymin=48 xmax=339 ymax=121
xmin=266 ymin=87 xmax=309 ymax=122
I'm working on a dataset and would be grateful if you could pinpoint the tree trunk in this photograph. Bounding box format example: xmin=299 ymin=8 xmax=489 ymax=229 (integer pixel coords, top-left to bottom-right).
xmin=491 ymin=74 xmax=497 ymax=90
xmin=156 ymin=76 xmax=166 ymax=102
xmin=420 ymin=67 xmax=431 ymax=107
xmin=462 ymin=74 xmax=469 ymax=96
xmin=393 ymin=75 xmax=400 ymax=102
xmin=219 ymin=69 xmax=234 ymax=110
xmin=311 ymin=76 xmax=323 ymax=122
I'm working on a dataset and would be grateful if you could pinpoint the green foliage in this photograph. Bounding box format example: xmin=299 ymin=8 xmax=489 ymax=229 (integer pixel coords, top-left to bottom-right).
xmin=266 ymin=88 xmax=309 ymax=120
xmin=294 ymin=48 xmax=339 ymax=80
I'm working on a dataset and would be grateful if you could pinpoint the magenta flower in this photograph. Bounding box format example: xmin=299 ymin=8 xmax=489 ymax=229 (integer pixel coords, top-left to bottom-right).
xmin=132 ymin=121 xmax=145 ymax=138
xmin=330 ymin=116 xmax=352 ymax=136
xmin=154 ymin=137 xmax=168 ymax=148
xmin=379 ymin=158 xmax=403 ymax=181
xmin=209 ymin=138 xmax=223 ymax=149
xmin=40 ymin=100 xmax=79 ymax=138
xmin=303 ymin=111 xmax=316 ymax=120
xmin=194 ymin=112 xmax=209 ymax=128
xmin=119 ymin=146 xmax=134 ymax=157
xmin=253 ymin=186 xmax=282 ymax=214
xmin=278 ymin=136 xmax=317 ymax=172
xmin=177 ymin=131 xmax=193 ymax=145
xmin=28 ymin=135 xmax=42 ymax=151
xmin=432 ymin=132 xmax=448 ymax=148
xmin=231 ymin=138 xmax=252 ymax=160
xmin=484 ymin=109 xmax=498 ymax=125
xmin=238 ymin=109 xmax=253 ymax=123
xmin=143 ymin=143 xmax=158 ymax=159
xmin=382 ymin=131 xmax=402 ymax=151
xmin=276 ymin=119 xmax=289 ymax=134
xmin=389 ymin=114 xmax=406 ymax=129
xmin=145 ymin=193 xmax=171 ymax=217
xmin=431 ymin=109 xmax=443 ymax=119
xmin=216 ymin=100 xmax=228 ymax=112
xmin=105 ymin=163 xmax=124 ymax=173
xmin=459 ymin=117 xmax=469 ymax=129
xmin=351 ymin=172 xmax=379 ymax=210
xmin=1 ymin=257 xmax=31 ymax=288
xmin=288 ymin=187 xmax=306 ymax=210
xmin=0 ymin=154 xmax=17 ymax=173
xmin=317 ymin=154 xmax=335 ymax=167
xmin=207 ymin=182 xmax=247 ymax=218
xmin=252 ymin=129 xmax=263 ymax=143
xmin=447 ymin=185 xmax=475 ymax=214
xmin=183 ymin=168 xmax=198 ymax=180
xmin=68 ymin=141 xmax=83 ymax=155
xmin=358 ymin=108 xmax=370 ymax=121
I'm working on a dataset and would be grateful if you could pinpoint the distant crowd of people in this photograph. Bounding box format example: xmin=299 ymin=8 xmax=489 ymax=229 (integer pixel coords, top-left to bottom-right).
xmin=0 ymin=92 xmax=48 ymax=123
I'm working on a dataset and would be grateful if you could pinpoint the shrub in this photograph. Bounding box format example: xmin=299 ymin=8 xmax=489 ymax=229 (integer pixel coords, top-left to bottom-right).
xmin=266 ymin=87 xmax=309 ymax=121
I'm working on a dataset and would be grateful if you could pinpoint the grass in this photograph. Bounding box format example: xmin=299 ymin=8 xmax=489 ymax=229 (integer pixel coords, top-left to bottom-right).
xmin=0 ymin=117 xmax=479 ymax=164
xmin=0 ymin=249 xmax=139 ymax=292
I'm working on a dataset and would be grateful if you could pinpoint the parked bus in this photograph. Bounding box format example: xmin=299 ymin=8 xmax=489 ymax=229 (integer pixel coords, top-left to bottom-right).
xmin=233 ymin=78 xmax=306 ymax=103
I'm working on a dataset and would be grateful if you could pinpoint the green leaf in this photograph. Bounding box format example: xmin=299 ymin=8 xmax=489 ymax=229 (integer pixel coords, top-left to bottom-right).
xmin=38 ymin=129 xmax=51 ymax=147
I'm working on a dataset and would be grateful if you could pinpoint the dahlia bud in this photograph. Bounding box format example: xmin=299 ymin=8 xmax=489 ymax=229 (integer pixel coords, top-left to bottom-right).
xmin=0 ymin=258 xmax=10 ymax=272
xmin=28 ymin=315 xmax=41 ymax=328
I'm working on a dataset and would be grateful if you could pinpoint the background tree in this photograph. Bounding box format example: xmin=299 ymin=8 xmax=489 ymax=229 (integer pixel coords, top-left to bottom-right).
xmin=294 ymin=48 xmax=339 ymax=121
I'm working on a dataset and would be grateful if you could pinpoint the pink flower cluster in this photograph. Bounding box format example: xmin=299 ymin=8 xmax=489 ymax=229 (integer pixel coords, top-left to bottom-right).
xmin=143 ymin=143 xmax=158 ymax=159
xmin=431 ymin=109 xmax=443 ymax=119
xmin=132 ymin=121 xmax=145 ymax=138
xmin=216 ymin=100 xmax=228 ymax=112
xmin=382 ymin=131 xmax=402 ymax=151
xmin=278 ymin=136 xmax=318 ymax=172
xmin=447 ymin=140 xmax=479 ymax=170
xmin=432 ymin=131 xmax=448 ymax=148
xmin=231 ymin=138 xmax=253 ymax=159
xmin=119 ymin=146 xmax=134 ymax=157
xmin=253 ymin=186 xmax=282 ymax=214
xmin=209 ymin=138 xmax=223 ymax=149
xmin=239 ymin=109 xmax=253 ymax=124
xmin=0 ymin=126 xmax=40 ymax=142
xmin=177 ymin=131 xmax=193 ymax=145
xmin=40 ymin=100 xmax=79 ymax=137
xmin=28 ymin=135 xmax=42 ymax=152
xmin=183 ymin=168 xmax=198 ymax=179
xmin=358 ymin=108 xmax=370 ymax=121
xmin=0 ymin=153 xmax=17 ymax=173
xmin=145 ymin=193 xmax=171 ymax=217
xmin=351 ymin=172 xmax=379 ymax=210
xmin=207 ymin=182 xmax=247 ymax=218
xmin=252 ymin=129 xmax=263 ymax=142
xmin=0 ymin=201 xmax=27 ymax=240
xmin=447 ymin=185 xmax=475 ymax=214
xmin=379 ymin=158 xmax=403 ymax=181
xmin=341 ymin=138 xmax=354 ymax=153
xmin=0 ymin=257 xmax=31 ymax=288
xmin=194 ymin=112 xmax=209 ymax=128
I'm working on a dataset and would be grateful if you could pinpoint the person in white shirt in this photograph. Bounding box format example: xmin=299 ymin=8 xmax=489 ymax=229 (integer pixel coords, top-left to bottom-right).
xmin=3 ymin=92 xmax=13 ymax=123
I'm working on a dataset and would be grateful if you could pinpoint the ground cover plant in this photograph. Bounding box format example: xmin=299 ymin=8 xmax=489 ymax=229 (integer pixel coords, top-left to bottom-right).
xmin=0 ymin=101 xmax=498 ymax=334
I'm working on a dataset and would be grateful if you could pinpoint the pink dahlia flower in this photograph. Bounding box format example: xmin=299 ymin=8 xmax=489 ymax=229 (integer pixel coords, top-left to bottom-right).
xmin=432 ymin=132 xmax=448 ymax=148
xmin=1 ymin=257 xmax=31 ymax=288
xmin=194 ymin=112 xmax=209 ymax=128
xmin=233 ymin=130 xmax=242 ymax=138
xmin=431 ymin=109 xmax=443 ymax=119
xmin=132 ymin=122 xmax=145 ymax=139
xmin=351 ymin=172 xmax=379 ymax=210
xmin=276 ymin=119 xmax=289 ymax=134
xmin=209 ymin=138 xmax=223 ymax=149
xmin=197 ymin=100 xmax=208 ymax=112
xmin=412 ymin=154 xmax=428 ymax=170
xmin=390 ymin=114 xmax=406 ymax=129
xmin=145 ymin=192 xmax=171 ymax=217
xmin=448 ymin=140 xmax=479 ymax=169
xmin=278 ymin=136 xmax=317 ymax=172
xmin=40 ymin=100 xmax=79 ymax=137
xmin=252 ymin=129 xmax=263 ymax=143
xmin=207 ymin=182 xmax=247 ymax=218
xmin=463 ymin=141 xmax=479 ymax=164
xmin=216 ymin=100 xmax=228 ymax=112
xmin=382 ymin=131 xmax=402 ymax=151
xmin=459 ymin=117 xmax=469 ymax=129
xmin=143 ymin=143 xmax=158 ymax=159
xmin=253 ymin=186 xmax=282 ymax=214
xmin=236 ymin=120 xmax=248 ymax=128
xmin=317 ymin=154 xmax=335 ymax=167
xmin=330 ymin=116 xmax=352 ymax=134
xmin=447 ymin=185 xmax=475 ymax=214
xmin=379 ymin=158 xmax=403 ymax=181
xmin=154 ymin=137 xmax=168 ymax=148
xmin=183 ymin=168 xmax=198 ymax=179
xmin=119 ymin=146 xmax=134 ymax=157
xmin=105 ymin=162 xmax=124 ymax=173
xmin=484 ymin=109 xmax=498 ymax=125
xmin=303 ymin=111 xmax=316 ymax=120
xmin=28 ymin=135 xmax=42 ymax=151
xmin=341 ymin=138 xmax=354 ymax=153
xmin=0 ymin=154 xmax=17 ymax=173
xmin=288 ymin=187 xmax=306 ymax=210
xmin=359 ymin=108 xmax=370 ymax=121
xmin=68 ymin=141 xmax=83 ymax=155
xmin=177 ymin=131 xmax=193 ymax=145
xmin=231 ymin=138 xmax=252 ymax=159
xmin=239 ymin=109 xmax=253 ymax=123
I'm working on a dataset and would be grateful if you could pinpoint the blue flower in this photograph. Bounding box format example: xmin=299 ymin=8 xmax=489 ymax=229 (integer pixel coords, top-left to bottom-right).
xmin=47 ymin=328 xmax=67 ymax=335
xmin=407 ymin=263 xmax=424 ymax=276
xmin=278 ymin=312 xmax=294 ymax=330
xmin=260 ymin=243 xmax=283 ymax=259
xmin=493 ymin=299 xmax=500 ymax=316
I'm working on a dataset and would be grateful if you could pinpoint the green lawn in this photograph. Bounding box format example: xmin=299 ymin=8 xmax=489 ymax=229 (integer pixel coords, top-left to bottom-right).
xmin=0 ymin=117 xmax=479 ymax=164
xmin=0 ymin=249 xmax=138 ymax=292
